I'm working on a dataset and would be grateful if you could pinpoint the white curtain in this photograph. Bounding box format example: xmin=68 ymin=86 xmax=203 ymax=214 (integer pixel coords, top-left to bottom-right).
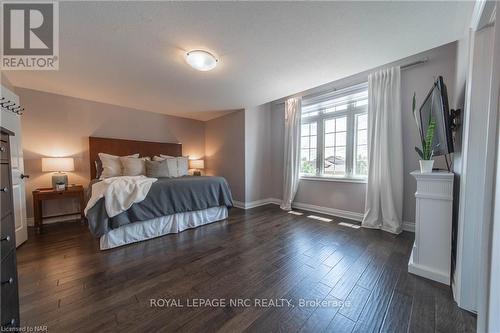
xmin=362 ymin=66 xmax=403 ymax=234
xmin=281 ymin=97 xmax=302 ymax=211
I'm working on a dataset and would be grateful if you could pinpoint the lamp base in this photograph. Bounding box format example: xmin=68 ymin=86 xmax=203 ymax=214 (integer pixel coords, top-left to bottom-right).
xmin=52 ymin=173 xmax=68 ymax=189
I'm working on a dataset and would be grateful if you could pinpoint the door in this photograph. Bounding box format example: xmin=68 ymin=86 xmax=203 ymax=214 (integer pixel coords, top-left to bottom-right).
xmin=0 ymin=85 xmax=28 ymax=247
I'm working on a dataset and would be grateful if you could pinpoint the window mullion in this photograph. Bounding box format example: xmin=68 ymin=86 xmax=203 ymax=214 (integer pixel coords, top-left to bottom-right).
xmin=317 ymin=119 xmax=324 ymax=176
xmin=346 ymin=103 xmax=355 ymax=177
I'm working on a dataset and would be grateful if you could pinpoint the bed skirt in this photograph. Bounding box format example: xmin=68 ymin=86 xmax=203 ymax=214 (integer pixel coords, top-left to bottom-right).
xmin=99 ymin=206 xmax=228 ymax=250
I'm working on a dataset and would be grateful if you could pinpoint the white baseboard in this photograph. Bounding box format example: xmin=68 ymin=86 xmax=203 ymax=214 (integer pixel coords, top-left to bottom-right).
xmin=233 ymin=197 xmax=415 ymax=233
xmin=26 ymin=214 xmax=82 ymax=227
xmin=402 ymin=221 xmax=415 ymax=232
xmin=233 ymin=198 xmax=280 ymax=209
xmin=290 ymin=201 xmax=364 ymax=222
xmin=408 ymin=248 xmax=450 ymax=285
xmin=232 ymin=200 xmax=245 ymax=209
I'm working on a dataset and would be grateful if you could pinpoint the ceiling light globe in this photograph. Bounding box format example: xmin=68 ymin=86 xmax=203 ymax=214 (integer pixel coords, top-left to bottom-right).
xmin=186 ymin=50 xmax=218 ymax=71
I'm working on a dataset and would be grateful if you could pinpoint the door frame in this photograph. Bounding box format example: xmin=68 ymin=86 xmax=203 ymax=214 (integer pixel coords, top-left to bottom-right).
xmin=478 ymin=3 xmax=500 ymax=332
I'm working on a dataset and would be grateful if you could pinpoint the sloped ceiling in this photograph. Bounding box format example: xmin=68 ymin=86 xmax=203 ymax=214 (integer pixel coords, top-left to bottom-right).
xmin=4 ymin=1 xmax=474 ymax=120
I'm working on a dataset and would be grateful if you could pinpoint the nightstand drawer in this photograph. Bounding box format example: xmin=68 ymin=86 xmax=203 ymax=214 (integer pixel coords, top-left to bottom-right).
xmin=1 ymin=213 xmax=15 ymax=261
xmin=0 ymin=163 xmax=12 ymax=218
xmin=1 ymin=252 xmax=19 ymax=328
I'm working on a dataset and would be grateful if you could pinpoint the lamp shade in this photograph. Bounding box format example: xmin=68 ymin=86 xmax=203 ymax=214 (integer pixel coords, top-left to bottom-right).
xmin=189 ymin=159 xmax=204 ymax=169
xmin=42 ymin=157 xmax=75 ymax=172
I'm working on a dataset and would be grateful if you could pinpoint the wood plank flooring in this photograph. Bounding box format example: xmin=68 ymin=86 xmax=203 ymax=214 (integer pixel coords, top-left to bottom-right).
xmin=16 ymin=205 xmax=476 ymax=333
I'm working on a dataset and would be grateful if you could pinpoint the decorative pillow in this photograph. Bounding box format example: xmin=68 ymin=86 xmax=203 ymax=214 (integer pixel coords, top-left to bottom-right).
xmin=177 ymin=156 xmax=189 ymax=176
xmin=153 ymin=155 xmax=170 ymax=161
xmin=153 ymin=155 xmax=188 ymax=177
xmin=167 ymin=158 xmax=179 ymax=177
xmin=95 ymin=159 xmax=103 ymax=179
xmin=120 ymin=156 xmax=150 ymax=176
xmin=145 ymin=159 xmax=171 ymax=178
xmin=98 ymin=153 xmax=139 ymax=179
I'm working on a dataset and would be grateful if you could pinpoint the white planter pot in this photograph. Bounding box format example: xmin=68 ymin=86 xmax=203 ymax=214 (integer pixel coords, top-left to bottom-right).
xmin=419 ymin=160 xmax=434 ymax=173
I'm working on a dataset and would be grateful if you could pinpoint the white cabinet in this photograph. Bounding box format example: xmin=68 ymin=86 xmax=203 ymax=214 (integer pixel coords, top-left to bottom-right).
xmin=408 ymin=170 xmax=453 ymax=285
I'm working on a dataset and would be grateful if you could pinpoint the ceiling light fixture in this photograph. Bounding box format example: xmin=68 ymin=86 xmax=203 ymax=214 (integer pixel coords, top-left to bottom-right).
xmin=185 ymin=50 xmax=218 ymax=71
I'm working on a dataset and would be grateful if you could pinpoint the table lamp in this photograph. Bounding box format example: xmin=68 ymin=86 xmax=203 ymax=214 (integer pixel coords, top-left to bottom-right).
xmin=189 ymin=159 xmax=204 ymax=176
xmin=42 ymin=157 xmax=74 ymax=189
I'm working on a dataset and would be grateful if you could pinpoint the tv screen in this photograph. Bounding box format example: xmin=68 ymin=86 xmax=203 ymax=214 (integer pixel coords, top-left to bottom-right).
xmin=418 ymin=76 xmax=454 ymax=156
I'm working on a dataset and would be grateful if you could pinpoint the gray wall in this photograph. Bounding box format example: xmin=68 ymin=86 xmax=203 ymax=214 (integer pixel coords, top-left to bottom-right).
xmin=16 ymin=87 xmax=206 ymax=220
xmin=400 ymin=42 xmax=457 ymax=223
xmin=244 ymin=104 xmax=273 ymax=202
xmin=268 ymin=42 xmax=458 ymax=225
xmin=270 ymin=105 xmax=285 ymax=199
xmin=1 ymin=73 xmax=16 ymax=93
xmin=205 ymin=110 xmax=246 ymax=202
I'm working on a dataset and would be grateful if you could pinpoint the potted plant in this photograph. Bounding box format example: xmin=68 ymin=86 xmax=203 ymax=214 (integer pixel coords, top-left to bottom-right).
xmin=412 ymin=93 xmax=437 ymax=173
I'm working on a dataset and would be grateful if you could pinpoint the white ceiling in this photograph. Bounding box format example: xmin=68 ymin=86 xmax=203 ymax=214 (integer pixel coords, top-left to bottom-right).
xmin=5 ymin=1 xmax=474 ymax=121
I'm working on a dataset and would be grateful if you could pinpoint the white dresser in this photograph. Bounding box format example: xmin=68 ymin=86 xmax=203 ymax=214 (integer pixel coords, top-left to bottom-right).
xmin=408 ymin=170 xmax=454 ymax=285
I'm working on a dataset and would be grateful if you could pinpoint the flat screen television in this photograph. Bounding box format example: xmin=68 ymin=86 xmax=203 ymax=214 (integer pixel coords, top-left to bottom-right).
xmin=418 ymin=76 xmax=454 ymax=156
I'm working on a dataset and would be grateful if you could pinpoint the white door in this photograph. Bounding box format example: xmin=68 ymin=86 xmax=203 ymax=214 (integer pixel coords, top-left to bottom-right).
xmin=1 ymin=85 xmax=28 ymax=247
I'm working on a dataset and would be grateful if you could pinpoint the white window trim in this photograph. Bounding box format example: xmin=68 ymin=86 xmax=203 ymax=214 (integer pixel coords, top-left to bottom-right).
xmin=300 ymin=82 xmax=368 ymax=179
xmin=300 ymin=175 xmax=367 ymax=184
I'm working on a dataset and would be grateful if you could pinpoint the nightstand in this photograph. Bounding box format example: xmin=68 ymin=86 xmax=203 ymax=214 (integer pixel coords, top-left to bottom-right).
xmin=32 ymin=185 xmax=85 ymax=233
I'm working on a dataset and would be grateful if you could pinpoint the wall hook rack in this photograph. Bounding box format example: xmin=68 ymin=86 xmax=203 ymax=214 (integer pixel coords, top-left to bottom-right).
xmin=0 ymin=97 xmax=25 ymax=115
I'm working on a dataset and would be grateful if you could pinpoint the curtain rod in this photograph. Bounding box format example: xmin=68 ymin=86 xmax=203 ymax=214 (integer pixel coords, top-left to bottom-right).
xmin=401 ymin=57 xmax=429 ymax=70
xmin=0 ymin=97 xmax=24 ymax=115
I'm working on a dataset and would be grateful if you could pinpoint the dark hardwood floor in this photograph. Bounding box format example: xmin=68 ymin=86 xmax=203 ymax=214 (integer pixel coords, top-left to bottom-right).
xmin=16 ymin=205 xmax=476 ymax=333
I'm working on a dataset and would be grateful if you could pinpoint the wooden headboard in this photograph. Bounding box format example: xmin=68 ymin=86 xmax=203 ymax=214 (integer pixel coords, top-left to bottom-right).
xmin=88 ymin=137 xmax=182 ymax=179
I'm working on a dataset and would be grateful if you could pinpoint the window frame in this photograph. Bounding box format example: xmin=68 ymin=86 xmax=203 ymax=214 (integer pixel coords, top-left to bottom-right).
xmin=300 ymin=83 xmax=368 ymax=181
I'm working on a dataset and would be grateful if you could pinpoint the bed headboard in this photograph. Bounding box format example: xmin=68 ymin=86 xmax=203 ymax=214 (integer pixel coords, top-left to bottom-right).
xmin=88 ymin=136 xmax=182 ymax=179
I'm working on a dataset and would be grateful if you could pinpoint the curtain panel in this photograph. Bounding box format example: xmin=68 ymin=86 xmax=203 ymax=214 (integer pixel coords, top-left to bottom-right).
xmin=362 ymin=66 xmax=403 ymax=234
xmin=281 ymin=97 xmax=302 ymax=211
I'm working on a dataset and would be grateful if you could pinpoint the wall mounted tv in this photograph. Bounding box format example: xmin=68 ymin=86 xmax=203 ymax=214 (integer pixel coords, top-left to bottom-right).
xmin=418 ymin=76 xmax=454 ymax=156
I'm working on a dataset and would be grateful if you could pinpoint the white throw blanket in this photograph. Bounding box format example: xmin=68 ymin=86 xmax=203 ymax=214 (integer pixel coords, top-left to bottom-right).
xmin=85 ymin=176 xmax=158 ymax=218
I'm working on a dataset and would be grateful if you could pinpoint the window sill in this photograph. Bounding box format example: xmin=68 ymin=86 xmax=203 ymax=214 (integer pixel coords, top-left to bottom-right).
xmin=300 ymin=176 xmax=367 ymax=184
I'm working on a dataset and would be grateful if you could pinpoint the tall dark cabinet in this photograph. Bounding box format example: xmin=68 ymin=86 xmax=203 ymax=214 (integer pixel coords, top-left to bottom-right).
xmin=0 ymin=127 xmax=20 ymax=328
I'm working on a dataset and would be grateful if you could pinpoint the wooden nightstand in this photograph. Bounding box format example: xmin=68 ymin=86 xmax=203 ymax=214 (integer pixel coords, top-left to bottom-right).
xmin=32 ymin=185 xmax=85 ymax=233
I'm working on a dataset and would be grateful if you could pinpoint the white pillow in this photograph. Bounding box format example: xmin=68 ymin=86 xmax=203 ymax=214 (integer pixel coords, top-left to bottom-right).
xmin=98 ymin=153 xmax=139 ymax=179
xmin=120 ymin=156 xmax=150 ymax=176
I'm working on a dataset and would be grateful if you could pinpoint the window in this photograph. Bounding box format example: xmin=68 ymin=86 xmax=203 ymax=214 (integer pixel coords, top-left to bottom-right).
xmin=300 ymin=83 xmax=368 ymax=179
xmin=300 ymin=122 xmax=317 ymax=175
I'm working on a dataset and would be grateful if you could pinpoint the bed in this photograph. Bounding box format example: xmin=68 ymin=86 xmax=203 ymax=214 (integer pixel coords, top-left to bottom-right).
xmin=86 ymin=137 xmax=233 ymax=250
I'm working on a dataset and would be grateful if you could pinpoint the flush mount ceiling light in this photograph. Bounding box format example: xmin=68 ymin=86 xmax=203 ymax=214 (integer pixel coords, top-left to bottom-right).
xmin=185 ymin=50 xmax=218 ymax=71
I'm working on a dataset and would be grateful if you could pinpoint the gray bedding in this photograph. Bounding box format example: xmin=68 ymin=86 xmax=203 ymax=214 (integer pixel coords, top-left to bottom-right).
xmin=86 ymin=176 xmax=233 ymax=237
